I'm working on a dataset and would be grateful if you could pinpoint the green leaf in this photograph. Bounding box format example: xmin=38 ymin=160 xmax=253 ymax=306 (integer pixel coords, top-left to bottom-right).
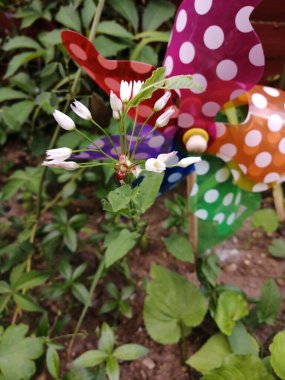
xmin=0 ymin=281 xmax=11 ymax=294
xmin=10 ymin=72 xmax=36 ymax=95
xmin=73 ymin=350 xmax=108 ymax=367
xmin=14 ymin=293 xmax=43 ymax=312
xmin=187 ymin=333 xmax=231 ymax=374
xmin=105 ymin=229 xmax=138 ymax=268
xmin=268 ymin=239 xmax=285 ymax=258
xmin=97 ymin=21 xmax=133 ymax=39
xmin=215 ymin=291 xmax=249 ymax=335
xmin=98 ymin=323 xmax=115 ymax=353
xmin=163 ymin=233 xmax=194 ymax=263
xmin=143 ymin=0 xmax=175 ymax=31
xmin=3 ymin=36 xmax=41 ymax=51
xmin=63 ymin=227 xmax=77 ymax=252
xmin=55 ymin=5 xmax=81 ymax=32
xmin=46 ymin=345 xmax=60 ymax=379
xmin=136 ymin=45 xmax=158 ymax=66
xmin=106 ymin=356 xmax=119 ymax=380
xmin=132 ymin=172 xmax=164 ymax=213
xmin=165 ymin=75 xmax=204 ymax=91
xmin=201 ymin=355 xmax=274 ymax=380
xmin=107 ymin=185 xmax=132 ymax=212
xmin=254 ymin=280 xmax=281 ymax=325
xmin=13 ymin=271 xmax=48 ymax=291
xmin=2 ymin=180 xmax=24 ymax=200
xmin=0 ymin=324 xmax=43 ymax=380
xmin=251 ymin=209 xmax=279 ymax=233
xmin=106 ymin=282 xmax=120 ymax=299
xmin=0 ymin=88 xmax=29 ymax=102
xmin=113 ymin=344 xmax=149 ymax=361
xmin=0 ymin=295 xmax=11 ymax=314
xmin=81 ymin=0 xmax=96 ymax=30
xmin=143 ymin=265 xmax=207 ymax=344
xmin=197 ymin=254 xmax=220 ymax=288
xmin=9 ymin=101 xmax=34 ymax=124
xmin=39 ymin=29 xmax=64 ymax=46
xmin=107 ymin=0 xmax=138 ymax=31
xmin=72 ymin=283 xmax=90 ymax=305
xmin=94 ymin=36 xmax=129 ymax=57
xmin=228 ymin=322 xmax=259 ymax=356
xmin=4 ymin=51 xmax=44 ymax=78
xmin=269 ymin=330 xmax=285 ymax=379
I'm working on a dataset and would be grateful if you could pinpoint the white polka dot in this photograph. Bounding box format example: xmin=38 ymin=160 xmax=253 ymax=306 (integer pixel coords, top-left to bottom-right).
xmin=98 ymin=55 xmax=118 ymax=70
xmin=168 ymin=172 xmax=183 ymax=183
xmin=69 ymin=43 xmax=87 ymax=60
xmin=264 ymin=87 xmax=280 ymax=97
xmin=230 ymin=89 xmax=246 ymax=100
xmin=204 ymin=189 xmax=219 ymax=203
xmin=195 ymin=160 xmax=210 ymax=175
xmin=194 ymin=0 xmax=213 ymax=15
xmin=202 ymin=102 xmax=220 ymax=117
xmin=223 ymin=193 xmax=234 ymax=206
xmin=204 ymin=26 xmax=224 ymax=50
xmin=191 ymin=74 xmax=207 ymax=94
xmin=235 ymin=192 xmax=242 ymax=205
xmin=216 ymin=60 xmax=238 ymax=81
xmin=235 ymin=6 xmax=254 ymax=33
xmin=231 ymin=169 xmax=240 ymax=182
xmin=93 ymin=139 xmax=105 ymax=149
xmin=219 ymin=144 xmax=237 ymax=158
xmin=213 ymin=213 xmax=225 ymax=224
xmin=264 ymin=172 xmax=280 ymax=184
xmin=195 ymin=209 xmax=208 ymax=220
xmin=215 ymin=168 xmax=230 ymax=183
xmin=245 ymin=130 xmax=262 ymax=147
xmin=164 ymin=56 xmax=173 ymax=75
xmin=104 ymin=78 xmax=120 ymax=91
xmin=179 ymin=42 xmax=195 ymax=64
xmin=249 ymin=44 xmax=265 ymax=67
xmin=110 ymin=147 xmax=121 ymax=155
xmin=176 ymin=9 xmax=187 ymax=32
xmin=268 ymin=114 xmax=283 ymax=132
xmin=252 ymin=93 xmax=268 ymax=109
xmin=227 ymin=213 xmax=236 ymax=225
xmin=130 ymin=62 xmax=152 ymax=74
xmin=190 ymin=182 xmax=199 ymax=196
xmin=239 ymin=164 xmax=247 ymax=174
xmin=134 ymin=152 xmax=148 ymax=160
xmin=252 ymin=183 xmax=269 ymax=192
xmin=178 ymin=113 xmax=194 ymax=128
xmin=215 ymin=123 xmax=226 ymax=138
xmin=255 ymin=152 xmax=272 ymax=168
xmin=279 ymin=138 xmax=285 ymax=154
xmin=148 ymin=135 xmax=165 ymax=148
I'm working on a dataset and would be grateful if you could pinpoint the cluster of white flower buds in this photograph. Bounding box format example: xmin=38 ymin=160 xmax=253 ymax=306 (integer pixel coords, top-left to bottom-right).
xmin=145 ymin=151 xmax=201 ymax=173
xmin=42 ymin=147 xmax=79 ymax=170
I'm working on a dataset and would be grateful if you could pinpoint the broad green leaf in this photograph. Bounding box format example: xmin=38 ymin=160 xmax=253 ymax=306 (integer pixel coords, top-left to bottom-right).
xmin=113 ymin=344 xmax=148 ymax=361
xmin=0 ymin=295 xmax=11 ymax=313
xmin=136 ymin=45 xmax=158 ymax=66
xmin=187 ymin=333 xmax=231 ymax=374
xmin=165 ymin=75 xmax=204 ymax=91
xmin=105 ymin=229 xmax=138 ymax=267
xmin=3 ymin=36 xmax=41 ymax=51
xmin=39 ymin=30 xmax=64 ymax=46
xmin=55 ymin=5 xmax=81 ymax=32
xmin=163 ymin=233 xmax=194 ymax=263
xmin=268 ymin=239 xmax=285 ymax=258
xmin=4 ymin=51 xmax=44 ymax=78
xmin=2 ymin=180 xmax=24 ymax=200
xmin=132 ymin=172 xmax=164 ymax=213
xmin=72 ymin=283 xmax=90 ymax=305
xmin=97 ymin=21 xmax=133 ymax=39
xmin=8 ymin=101 xmax=34 ymax=124
xmin=107 ymin=0 xmax=138 ymax=31
xmin=254 ymin=280 xmax=281 ymax=325
xmin=197 ymin=254 xmax=220 ymax=288
xmin=14 ymin=293 xmax=43 ymax=312
xmin=251 ymin=209 xmax=279 ymax=233
xmin=0 ymin=324 xmax=43 ymax=380
xmin=143 ymin=0 xmax=175 ymax=31
xmin=94 ymin=35 xmax=130 ymax=57
xmin=63 ymin=227 xmax=77 ymax=252
xmin=98 ymin=323 xmax=115 ymax=353
xmin=143 ymin=265 xmax=207 ymax=344
xmin=0 ymin=88 xmax=28 ymax=102
xmin=57 ymin=131 xmax=85 ymax=149
xmin=73 ymin=350 xmax=107 ymax=367
xmin=0 ymin=282 xmax=11 ymax=294
xmin=228 ymin=322 xmax=259 ymax=356
xmin=13 ymin=271 xmax=48 ymax=291
xmin=10 ymin=72 xmax=36 ymax=95
xmin=46 ymin=345 xmax=60 ymax=379
xmin=106 ymin=356 xmax=119 ymax=380
xmin=215 ymin=291 xmax=249 ymax=335
xmin=107 ymin=185 xmax=132 ymax=212
xmin=269 ymin=330 xmax=285 ymax=379
xmin=81 ymin=0 xmax=96 ymax=30
xmin=201 ymin=355 xmax=274 ymax=380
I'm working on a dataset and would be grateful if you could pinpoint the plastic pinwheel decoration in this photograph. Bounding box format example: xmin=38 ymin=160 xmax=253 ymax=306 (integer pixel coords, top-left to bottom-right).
xmin=61 ymin=0 xmax=285 ymax=252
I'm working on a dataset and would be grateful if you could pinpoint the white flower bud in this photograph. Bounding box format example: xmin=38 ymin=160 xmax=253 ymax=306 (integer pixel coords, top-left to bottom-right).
xmin=154 ymin=91 xmax=171 ymax=112
xmin=131 ymin=165 xmax=142 ymax=178
xmin=155 ymin=107 xmax=175 ymax=128
xmin=70 ymin=100 xmax=92 ymax=120
xmin=42 ymin=160 xmax=79 ymax=171
xmin=145 ymin=158 xmax=166 ymax=173
xmin=46 ymin=147 xmax=72 ymax=161
xmin=177 ymin=156 xmax=201 ymax=168
xmin=113 ymin=110 xmax=121 ymax=120
xmin=110 ymin=90 xmax=123 ymax=113
xmin=132 ymin=80 xmax=143 ymax=97
xmin=120 ymin=80 xmax=132 ymax=103
xmin=53 ymin=110 xmax=75 ymax=131
xmin=157 ymin=151 xmax=178 ymax=165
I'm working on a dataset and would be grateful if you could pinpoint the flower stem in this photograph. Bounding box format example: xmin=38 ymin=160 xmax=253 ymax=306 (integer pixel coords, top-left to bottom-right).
xmin=90 ymin=119 xmax=119 ymax=157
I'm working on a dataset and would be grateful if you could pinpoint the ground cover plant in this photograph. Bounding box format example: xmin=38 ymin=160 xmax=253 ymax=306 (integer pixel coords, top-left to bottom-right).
xmin=1 ymin=0 xmax=285 ymax=379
